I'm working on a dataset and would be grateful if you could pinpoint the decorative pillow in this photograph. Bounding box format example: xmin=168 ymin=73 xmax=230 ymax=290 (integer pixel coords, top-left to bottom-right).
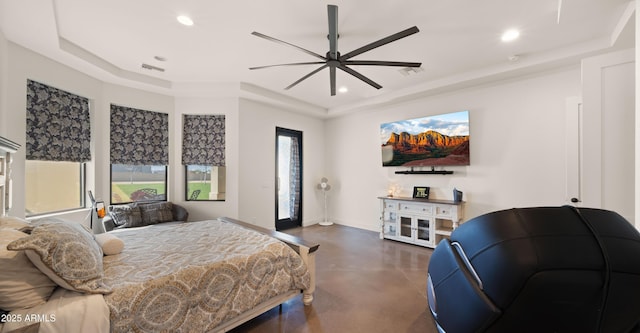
xmin=138 ymin=202 xmax=174 ymax=225
xmin=109 ymin=204 xmax=142 ymax=228
xmin=173 ymin=204 xmax=189 ymax=222
xmin=0 ymin=216 xmax=31 ymax=230
xmin=94 ymin=233 xmax=124 ymax=255
xmin=0 ymin=228 xmax=57 ymax=311
xmin=7 ymin=222 xmax=112 ymax=295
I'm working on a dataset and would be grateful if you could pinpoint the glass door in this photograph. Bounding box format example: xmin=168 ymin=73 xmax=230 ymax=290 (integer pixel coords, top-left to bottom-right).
xmin=400 ymin=216 xmax=412 ymax=238
xmin=383 ymin=210 xmax=398 ymax=237
xmin=417 ymin=218 xmax=431 ymax=243
xmin=275 ymin=127 xmax=303 ymax=230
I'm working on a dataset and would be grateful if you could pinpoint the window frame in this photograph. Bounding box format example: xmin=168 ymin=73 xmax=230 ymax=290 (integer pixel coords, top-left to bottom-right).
xmin=184 ymin=165 xmax=225 ymax=202
xmin=109 ymin=164 xmax=168 ymax=205
xmin=24 ymin=161 xmax=86 ymax=217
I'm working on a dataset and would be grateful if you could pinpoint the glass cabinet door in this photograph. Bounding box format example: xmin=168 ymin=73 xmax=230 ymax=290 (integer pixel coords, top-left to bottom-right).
xmin=383 ymin=211 xmax=397 ymax=236
xmin=400 ymin=216 xmax=412 ymax=237
xmin=416 ymin=218 xmax=430 ymax=242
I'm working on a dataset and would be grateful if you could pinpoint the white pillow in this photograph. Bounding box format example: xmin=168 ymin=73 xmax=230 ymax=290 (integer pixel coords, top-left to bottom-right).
xmin=94 ymin=233 xmax=124 ymax=255
xmin=0 ymin=228 xmax=57 ymax=311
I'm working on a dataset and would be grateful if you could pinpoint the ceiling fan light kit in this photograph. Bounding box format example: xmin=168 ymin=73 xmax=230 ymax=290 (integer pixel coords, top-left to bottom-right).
xmin=250 ymin=5 xmax=422 ymax=96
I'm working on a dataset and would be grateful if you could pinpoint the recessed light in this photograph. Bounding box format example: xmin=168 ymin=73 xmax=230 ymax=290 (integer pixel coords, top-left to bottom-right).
xmin=338 ymin=86 xmax=348 ymax=93
xmin=177 ymin=15 xmax=194 ymax=26
xmin=501 ymin=29 xmax=520 ymax=42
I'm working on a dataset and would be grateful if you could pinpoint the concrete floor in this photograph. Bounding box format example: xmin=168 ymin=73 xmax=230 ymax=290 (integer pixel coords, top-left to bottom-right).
xmin=230 ymin=223 xmax=439 ymax=333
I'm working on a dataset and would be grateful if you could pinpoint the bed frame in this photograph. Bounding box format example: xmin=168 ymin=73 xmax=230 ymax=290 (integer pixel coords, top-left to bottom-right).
xmin=0 ymin=136 xmax=20 ymax=217
xmin=215 ymin=217 xmax=319 ymax=332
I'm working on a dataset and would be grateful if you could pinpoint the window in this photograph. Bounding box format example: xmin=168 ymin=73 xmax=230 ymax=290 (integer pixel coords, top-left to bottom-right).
xmin=185 ymin=165 xmax=226 ymax=201
xmin=110 ymin=104 xmax=169 ymax=205
xmin=111 ymin=164 xmax=167 ymax=204
xmin=25 ymin=161 xmax=85 ymax=216
xmin=25 ymin=80 xmax=91 ymax=217
xmin=182 ymin=115 xmax=225 ymax=201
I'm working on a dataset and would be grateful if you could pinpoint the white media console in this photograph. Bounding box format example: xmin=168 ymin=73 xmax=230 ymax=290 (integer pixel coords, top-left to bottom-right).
xmin=379 ymin=196 xmax=464 ymax=248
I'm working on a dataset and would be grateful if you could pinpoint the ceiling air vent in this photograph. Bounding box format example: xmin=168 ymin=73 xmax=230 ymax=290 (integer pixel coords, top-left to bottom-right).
xmin=141 ymin=63 xmax=165 ymax=72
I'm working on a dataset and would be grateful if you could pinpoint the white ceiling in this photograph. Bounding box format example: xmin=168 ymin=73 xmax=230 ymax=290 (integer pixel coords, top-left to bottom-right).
xmin=0 ymin=0 xmax=634 ymax=117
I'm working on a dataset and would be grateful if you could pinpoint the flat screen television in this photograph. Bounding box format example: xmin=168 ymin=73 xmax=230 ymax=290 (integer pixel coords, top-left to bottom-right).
xmin=380 ymin=110 xmax=470 ymax=167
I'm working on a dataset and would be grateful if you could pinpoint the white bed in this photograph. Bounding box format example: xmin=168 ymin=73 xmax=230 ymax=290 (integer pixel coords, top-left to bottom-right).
xmin=103 ymin=218 xmax=315 ymax=332
xmin=0 ymin=136 xmax=318 ymax=333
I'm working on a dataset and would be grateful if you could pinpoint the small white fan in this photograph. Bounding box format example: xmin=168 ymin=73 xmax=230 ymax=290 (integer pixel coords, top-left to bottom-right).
xmin=317 ymin=177 xmax=333 ymax=226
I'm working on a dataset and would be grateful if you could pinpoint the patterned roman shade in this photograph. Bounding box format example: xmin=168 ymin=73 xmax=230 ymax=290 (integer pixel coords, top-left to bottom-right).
xmin=182 ymin=114 xmax=225 ymax=166
xmin=110 ymin=104 xmax=168 ymax=165
xmin=26 ymin=80 xmax=91 ymax=162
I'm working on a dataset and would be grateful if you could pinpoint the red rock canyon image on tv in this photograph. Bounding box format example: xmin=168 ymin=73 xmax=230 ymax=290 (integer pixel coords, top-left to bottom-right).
xmin=380 ymin=111 xmax=470 ymax=167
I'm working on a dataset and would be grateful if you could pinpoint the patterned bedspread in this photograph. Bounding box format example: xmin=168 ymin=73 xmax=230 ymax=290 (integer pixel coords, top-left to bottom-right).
xmin=102 ymin=220 xmax=310 ymax=333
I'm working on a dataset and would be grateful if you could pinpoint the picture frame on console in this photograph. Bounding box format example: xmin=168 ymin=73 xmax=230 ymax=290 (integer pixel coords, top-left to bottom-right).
xmin=413 ymin=186 xmax=430 ymax=199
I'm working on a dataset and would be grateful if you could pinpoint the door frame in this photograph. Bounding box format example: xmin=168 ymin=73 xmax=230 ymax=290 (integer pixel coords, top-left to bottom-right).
xmin=581 ymin=49 xmax=635 ymax=225
xmin=275 ymin=127 xmax=303 ymax=230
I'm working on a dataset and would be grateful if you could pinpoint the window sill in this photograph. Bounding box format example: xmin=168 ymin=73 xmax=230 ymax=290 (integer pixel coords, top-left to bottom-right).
xmin=26 ymin=207 xmax=92 ymax=221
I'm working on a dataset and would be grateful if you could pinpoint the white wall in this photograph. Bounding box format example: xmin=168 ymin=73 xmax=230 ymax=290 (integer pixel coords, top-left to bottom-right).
xmin=0 ymin=37 xmax=327 ymax=230
xmin=4 ymin=41 xmax=102 ymax=221
xmin=325 ymin=67 xmax=581 ymax=232
xmin=238 ymin=98 xmax=325 ymax=229
xmin=1 ymin=41 xmax=175 ymax=226
xmin=1 ymin=29 xmax=634 ymax=232
xmin=581 ymin=48 xmax=635 ymax=225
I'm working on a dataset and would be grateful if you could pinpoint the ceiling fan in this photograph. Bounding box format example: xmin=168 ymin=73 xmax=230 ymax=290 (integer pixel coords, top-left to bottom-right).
xmin=249 ymin=4 xmax=422 ymax=96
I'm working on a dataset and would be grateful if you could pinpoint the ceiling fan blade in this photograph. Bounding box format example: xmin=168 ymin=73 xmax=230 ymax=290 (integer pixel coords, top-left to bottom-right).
xmin=340 ymin=26 xmax=420 ymax=61
xmin=251 ymin=31 xmax=326 ymax=61
xmin=344 ymin=60 xmax=422 ymax=67
xmin=249 ymin=61 xmax=326 ymax=70
xmin=327 ymin=5 xmax=339 ymax=60
xmin=330 ymin=65 xmax=337 ymax=96
xmin=338 ymin=65 xmax=382 ymax=90
xmin=285 ymin=64 xmax=329 ymax=90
